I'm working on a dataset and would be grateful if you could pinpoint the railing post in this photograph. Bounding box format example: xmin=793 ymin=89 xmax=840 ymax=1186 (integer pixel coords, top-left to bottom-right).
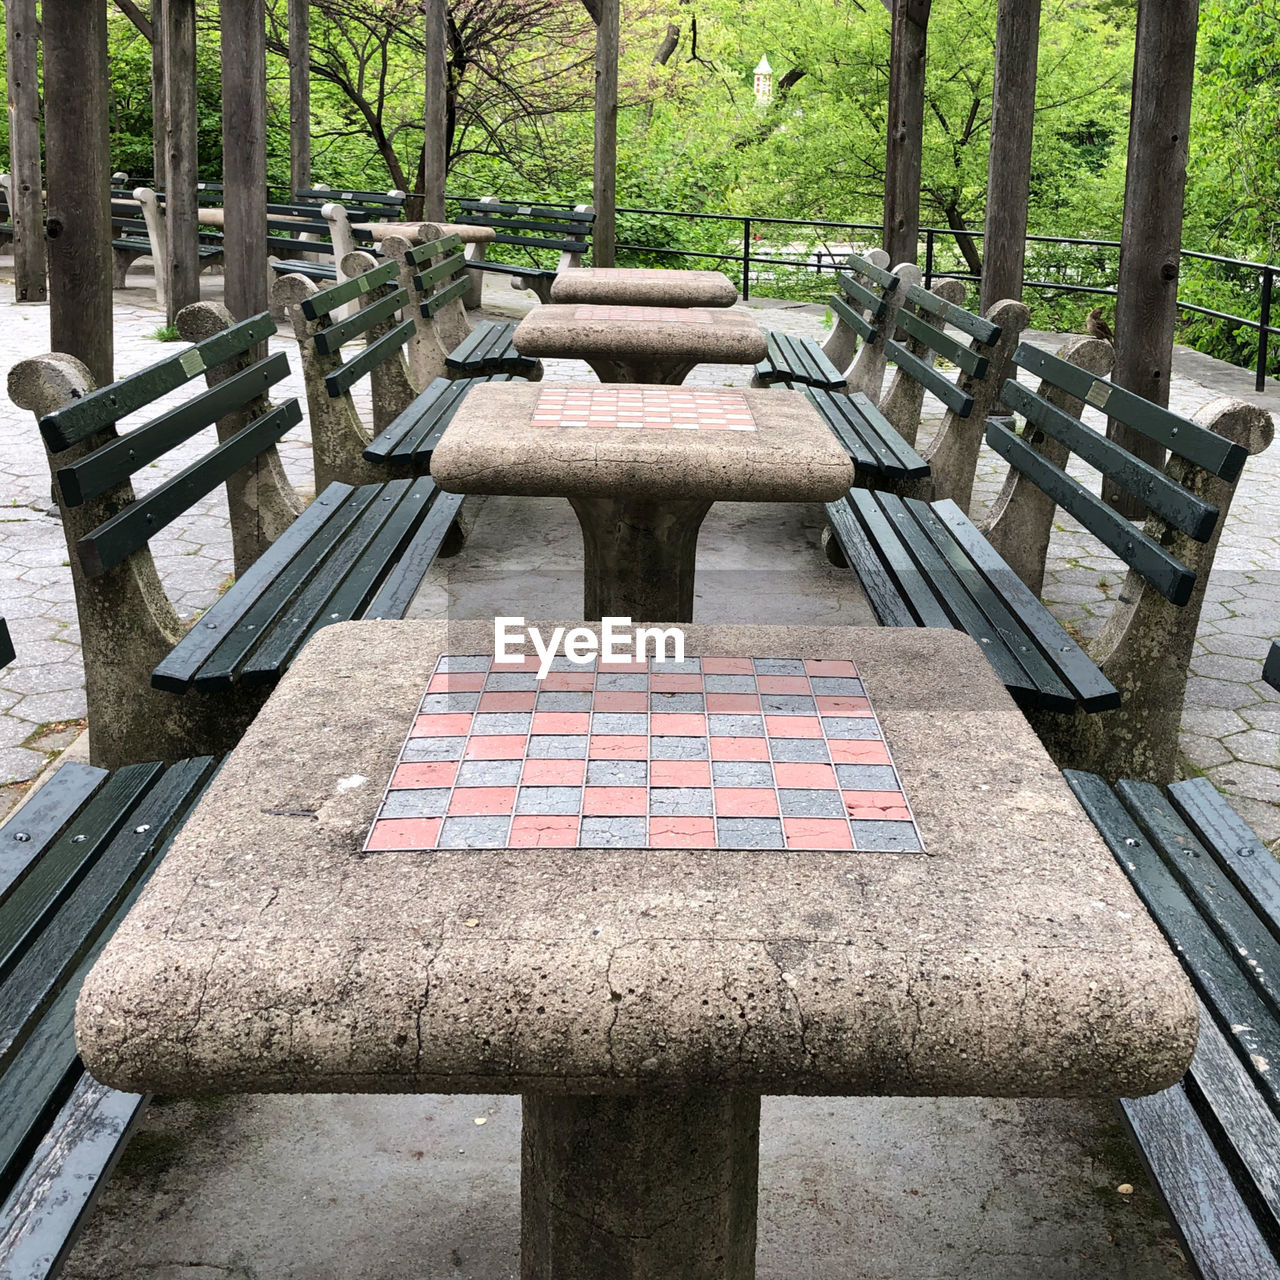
xmin=924 ymin=228 xmax=935 ymax=289
xmin=742 ymin=218 xmax=751 ymax=301
xmin=1258 ymin=267 xmax=1273 ymax=393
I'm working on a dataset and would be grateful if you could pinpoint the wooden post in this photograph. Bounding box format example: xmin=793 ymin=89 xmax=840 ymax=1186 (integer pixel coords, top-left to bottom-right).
xmin=592 ymin=0 xmax=620 ymax=267
xmin=5 ymin=0 xmax=47 ymax=303
xmin=289 ymin=0 xmax=311 ymax=195
xmin=45 ymin=0 xmax=113 ymax=384
xmin=883 ymin=0 xmax=932 ymax=267
xmin=980 ymin=0 xmax=1040 ymax=310
xmin=221 ymin=0 xmax=269 ymax=326
xmin=153 ymin=0 xmax=167 ymax=184
xmin=1105 ymin=0 xmax=1200 ymax=516
xmin=164 ymin=0 xmax=200 ymax=322
xmin=421 ymin=0 xmax=447 ymax=221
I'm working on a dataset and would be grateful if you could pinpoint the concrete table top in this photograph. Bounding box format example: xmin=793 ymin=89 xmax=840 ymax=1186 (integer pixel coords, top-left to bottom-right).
xmin=355 ymin=221 xmax=496 ymax=246
xmin=431 ymin=382 xmax=856 ymax=620
xmin=513 ymin=303 xmax=768 ymax=384
xmin=550 ymin=267 xmax=739 ymax=308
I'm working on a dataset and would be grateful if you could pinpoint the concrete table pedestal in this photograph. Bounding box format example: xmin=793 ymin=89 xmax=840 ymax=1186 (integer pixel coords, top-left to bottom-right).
xmin=522 ymin=1091 xmax=760 ymax=1279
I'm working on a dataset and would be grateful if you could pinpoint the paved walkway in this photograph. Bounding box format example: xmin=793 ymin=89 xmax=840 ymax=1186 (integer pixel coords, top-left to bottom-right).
xmin=0 ymin=272 xmax=1277 ymax=844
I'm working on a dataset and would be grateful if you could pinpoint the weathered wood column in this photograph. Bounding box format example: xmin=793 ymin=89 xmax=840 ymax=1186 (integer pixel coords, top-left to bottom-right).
xmin=592 ymin=0 xmax=620 ymax=267
xmin=5 ymin=0 xmax=47 ymax=303
xmin=980 ymin=0 xmax=1040 ymax=310
xmin=153 ymin=0 xmax=167 ymax=183
xmin=289 ymin=0 xmax=311 ymax=195
xmin=883 ymin=0 xmax=932 ymax=267
xmin=421 ymin=0 xmax=448 ymax=221
xmin=221 ymin=0 xmax=269 ymax=326
xmin=45 ymin=0 xmax=113 ymax=384
xmin=164 ymin=0 xmax=201 ymax=321
xmin=1106 ymin=0 xmax=1200 ymax=516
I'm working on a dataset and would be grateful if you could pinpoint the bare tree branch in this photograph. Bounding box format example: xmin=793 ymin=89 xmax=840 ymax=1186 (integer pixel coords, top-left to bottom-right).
xmin=113 ymin=0 xmax=153 ymax=42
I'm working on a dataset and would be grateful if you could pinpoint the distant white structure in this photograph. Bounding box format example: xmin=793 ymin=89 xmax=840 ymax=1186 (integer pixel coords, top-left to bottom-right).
xmin=754 ymin=56 xmax=773 ymax=106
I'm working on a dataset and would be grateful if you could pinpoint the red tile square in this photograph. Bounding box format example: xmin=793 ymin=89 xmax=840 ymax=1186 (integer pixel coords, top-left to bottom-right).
xmin=582 ymin=786 xmax=648 ymax=816
xmin=828 ymin=739 xmax=892 ymax=765
xmin=650 ymin=673 xmax=703 ymax=693
xmin=593 ymin=690 xmax=648 ymax=712
xmin=650 ymin=713 xmax=707 ymax=737
xmin=783 ymin=818 xmax=854 ymax=850
xmin=465 ymin=735 xmax=528 ymax=759
xmin=650 ymin=816 xmax=717 ymax=847
xmin=521 ymin=758 xmax=586 ymax=785
xmin=710 ymin=736 xmax=770 ymax=761
xmin=589 ymin=734 xmax=649 ymax=759
xmin=449 ymin=787 xmax=517 ymax=815
xmin=427 ymin=672 xmax=485 ymax=692
xmin=756 ymin=676 xmax=811 ymax=695
xmin=541 ymin=671 xmax=596 ymax=691
xmin=815 ymin=696 xmax=872 ymax=717
xmin=714 ymin=788 xmax=779 ymax=817
xmin=391 ymin=761 xmax=457 ymax=789
xmin=843 ymin=791 xmax=911 ymax=821
xmin=413 ymin=712 xmax=474 ymax=737
xmin=531 ymin=711 xmax=591 ymax=735
xmin=367 ymin=817 xmax=441 ymax=850
xmin=705 ymin=693 xmax=761 ymax=714
xmin=701 ymin=657 xmax=755 ymax=675
xmin=478 ymin=691 xmax=537 ymax=712
xmin=804 ymin=659 xmax=859 ymax=677
xmin=773 ymin=762 xmax=838 ymax=789
xmin=764 ymin=715 xmax=822 ymax=738
xmin=509 ymin=815 xmax=581 ymax=847
xmin=650 ymin=759 xmax=711 ymax=787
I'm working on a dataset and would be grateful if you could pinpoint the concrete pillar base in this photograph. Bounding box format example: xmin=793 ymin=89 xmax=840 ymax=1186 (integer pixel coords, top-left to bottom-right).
xmin=568 ymin=496 xmax=712 ymax=622
xmin=585 ymin=356 xmax=698 ymax=384
xmin=521 ymin=1091 xmax=760 ymax=1280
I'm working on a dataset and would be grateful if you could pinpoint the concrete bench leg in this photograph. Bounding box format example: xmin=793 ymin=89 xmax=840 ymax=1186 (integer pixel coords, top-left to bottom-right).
xmin=522 ymin=1091 xmax=760 ymax=1280
xmin=112 ymin=248 xmax=144 ymax=289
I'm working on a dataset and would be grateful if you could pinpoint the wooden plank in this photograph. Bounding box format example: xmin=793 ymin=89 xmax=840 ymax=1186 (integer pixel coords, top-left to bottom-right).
xmin=883 ymin=0 xmax=932 ymax=266
xmin=1012 ymin=343 xmax=1247 ymax=481
xmin=846 ymin=491 xmax=955 ymax=629
xmin=404 ymin=235 xmax=462 ymax=268
xmin=411 ymin=251 xmax=468 ymax=294
xmin=456 ymin=199 xmax=595 ymax=223
xmin=314 ymin=289 xmax=410 ymax=357
xmin=898 ymin=310 xmax=989 ymax=378
xmin=1001 ymin=380 xmax=1218 ymax=541
xmin=364 ymin=378 xmax=473 ymax=464
xmin=824 ymin=499 xmax=918 ymax=627
xmin=844 ymin=255 xmax=898 ymax=292
xmin=0 ymin=765 xmax=109 ymax=902
xmin=288 ymin=0 xmax=311 ymax=194
xmin=363 ymin=492 xmax=466 ymax=620
xmin=807 ymin=392 xmax=880 ymax=473
xmin=163 ymin=0 xmax=200 ymax=322
xmin=323 ymin=320 xmax=416 ymax=398
xmin=300 ymin=259 xmax=399 ymax=321
xmin=77 ymin=400 xmax=303 ymax=578
xmin=905 ymin=283 xmax=999 ymax=345
xmin=421 ymin=0 xmax=448 ymax=221
xmin=55 ymin=353 xmax=291 ymax=506
xmin=828 ymin=295 xmax=875 ymax=344
xmin=421 ymin=276 xmax=470 ymax=319
xmin=849 ymin=393 xmax=929 ymax=478
xmin=5 ymin=0 xmax=47 ymax=303
xmin=884 ymin=340 xmax=973 ymax=417
xmin=985 ymin=421 xmax=1196 ymax=605
xmin=593 ymin=0 xmax=619 ymax=265
xmin=835 ymin=271 xmax=888 ymax=320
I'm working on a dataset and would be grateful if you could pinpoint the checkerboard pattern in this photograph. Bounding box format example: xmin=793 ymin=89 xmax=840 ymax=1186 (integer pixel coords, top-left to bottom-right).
xmin=531 ymin=388 xmax=756 ymax=432
xmin=574 ymin=305 xmax=714 ymax=324
xmin=364 ymin=655 xmax=923 ymax=853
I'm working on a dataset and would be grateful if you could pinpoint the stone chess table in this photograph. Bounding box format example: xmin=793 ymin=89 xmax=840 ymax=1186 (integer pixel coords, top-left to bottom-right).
xmin=549 ymin=267 xmax=739 ymax=308
xmin=354 ymin=220 xmax=496 ymax=246
xmin=512 ymin=302 xmax=768 ymax=383
xmin=76 ymin=621 xmax=1196 ymax=1280
xmin=430 ymin=382 xmax=856 ymax=621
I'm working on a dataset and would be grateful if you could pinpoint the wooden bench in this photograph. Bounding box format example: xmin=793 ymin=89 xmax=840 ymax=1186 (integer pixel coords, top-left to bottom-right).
xmin=8 ymin=307 xmax=464 ymax=770
xmin=1065 ymin=646 xmax=1280 ymax=1279
xmin=454 ymin=197 xmax=593 ymax=305
xmin=295 ymin=186 xmax=407 ymax=222
xmin=829 ymin=339 xmax=1273 ymax=781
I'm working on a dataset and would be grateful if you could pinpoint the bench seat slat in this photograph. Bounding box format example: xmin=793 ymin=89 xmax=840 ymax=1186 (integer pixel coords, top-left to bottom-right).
xmin=883 ymin=340 xmax=973 ymax=417
xmin=0 ymin=763 xmax=108 ymax=901
xmin=313 ymin=288 xmax=409 ymax=356
xmin=270 ymin=260 xmax=338 ymax=282
xmin=823 ymin=499 xmax=918 ymax=628
xmin=363 ymin=378 xmax=472 ymax=463
xmin=364 ymin=491 xmax=466 ymax=620
xmin=300 ymin=259 xmax=399 ymax=321
xmin=445 ymin=320 xmax=533 ymax=375
xmin=808 ymin=393 xmax=880 ymax=473
xmin=467 ymin=260 xmax=555 ymax=281
xmin=985 ymin=421 xmax=1196 ymax=605
xmin=323 ymin=319 xmax=417 ymax=399
xmin=848 ymin=393 xmax=929 ymax=478
xmin=844 ymin=492 xmax=954 ymax=629
xmin=755 ymin=332 xmax=844 ymax=391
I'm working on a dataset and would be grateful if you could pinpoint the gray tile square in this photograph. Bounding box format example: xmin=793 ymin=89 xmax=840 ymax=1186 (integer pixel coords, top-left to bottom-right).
xmin=536 ymin=692 xmax=594 ymax=712
xmin=650 ymin=693 xmax=705 ymax=713
xmin=485 ymin=672 xmax=540 ymax=691
xmin=438 ymin=816 xmax=512 ymax=848
xmin=650 ymin=736 xmax=709 ymax=760
xmin=547 ymin=654 xmax=596 ymax=671
xmin=592 ymin=713 xmax=649 ymax=735
xmin=419 ymin=692 xmax=480 ymax=714
xmin=767 ymin=738 xmax=831 ymax=763
xmin=809 ymin=677 xmax=865 ymax=696
xmin=753 ymin=658 xmax=806 ymax=676
xmin=705 ymin=675 xmax=757 ymax=693
xmin=438 ymin=655 xmax=491 ymax=672
xmin=851 ymin=820 xmax=922 ymax=852
xmin=579 ymin=817 xmax=648 ymax=847
xmin=835 ymin=764 xmax=900 ymax=790
xmin=712 ymin=761 xmax=775 ymax=787
xmin=822 ymin=717 xmax=880 ymax=740
xmin=649 ymin=787 xmax=713 ymax=816
xmin=652 ymin=658 xmax=701 ymax=673
xmin=778 ymin=788 xmax=845 ymax=818
xmin=716 ymin=817 xmax=785 ymax=848
xmin=527 ymin=735 xmax=589 ymax=758
xmin=759 ymin=694 xmax=816 ymax=715
xmin=381 ymin=788 xmax=449 ymax=818
xmin=516 ymin=786 xmax=583 ymax=815
xmin=708 ymin=714 xmax=765 ymax=737
xmin=456 ymin=759 xmax=523 ymax=787
xmin=403 ymin=736 xmax=466 ymax=762
xmin=473 ymin=712 xmax=533 ymax=735
xmin=597 ymin=673 xmax=649 ymax=691
xmin=586 ymin=759 xmax=648 ymax=785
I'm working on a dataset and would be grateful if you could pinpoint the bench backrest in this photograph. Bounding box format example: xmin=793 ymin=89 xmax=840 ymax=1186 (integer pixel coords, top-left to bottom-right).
xmin=454 ymin=198 xmax=593 ymax=259
xmin=829 ymin=253 xmax=921 ymax=398
xmin=296 ymin=187 xmax=406 ymax=221
xmin=380 ymin=230 xmax=473 ymax=386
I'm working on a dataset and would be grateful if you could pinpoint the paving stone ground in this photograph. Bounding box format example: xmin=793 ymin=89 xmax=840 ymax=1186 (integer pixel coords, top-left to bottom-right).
xmin=0 ymin=267 xmax=1276 ymax=843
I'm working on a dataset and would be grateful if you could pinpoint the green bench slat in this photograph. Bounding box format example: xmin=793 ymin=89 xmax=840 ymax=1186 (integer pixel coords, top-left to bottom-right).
xmin=363 ymin=491 xmax=466 ymax=620
xmin=897 ymin=309 xmax=989 ymax=378
xmin=364 ymin=377 xmax=480 ymax=466
xmin=422 ymin=275 xmax=470 ymax=318
xmin=300 ymin=258 xmax=400 ymax=321
xmin=985 ymin=420 xmax=1197 ymax=606
xmin=270 ymin=260 xmax=337 ymax=281
xmin=39 ymin=313 xmax=276 ymax=451
xmin=883 ymin=340 xmax=974 ymax=417
xmin=468 ymin=260 xmax=556 ymax=281
xmin=445 ymin=320 xmax=530 ymax=374
xmin=843 ymin=256 xmax=898 ymax=291
xmin=805 ymin=389 xmax=928 ymax=481
xmin=403 ymin=235 xmax=463 ymax=268
xmin=755 ymin=331 xmax=844 ymax=390
xmin=1013 ymin=343 xmax=1248 ymax=481
xmin=827 ymin=294 xmax=875 ymax=343
xmin=485 ymin=232 xmax=587 ymax=253
xmin=323 ymin=319 xmax=417 ymax=399
xmin=834 ymin=271 xmax=888 ymax=319
xmin=76 ymin=399 xmax=303 ymax=579
xmin=56 ymin=352 xmax=291 ymax=507
xmin=905 ymin=283 xmax=1000 ymax=345
xmin=1001 ymin=380 xmax=1218 ymax=541
xmin=458 ymin=217 xmax=589 ymax=237
xmin=412 ymin=251 xmax=467 ymax=294
xmin=457 ymin=199 xmax=593 ymax=222
xmin=823 ymin=499 xmax=917 ymax=627
xmin=313 ymin=288 xmax=409 ymax=357
xmin=0 ymin=763 xmax=108 ymax=902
